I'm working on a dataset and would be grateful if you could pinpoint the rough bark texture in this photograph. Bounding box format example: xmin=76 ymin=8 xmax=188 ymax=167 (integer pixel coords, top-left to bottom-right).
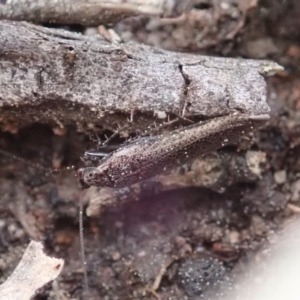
xmin=0 ymin=21 xmax=282 ymax=133
xmin=0 ymin=0 xmax=194 ymax=26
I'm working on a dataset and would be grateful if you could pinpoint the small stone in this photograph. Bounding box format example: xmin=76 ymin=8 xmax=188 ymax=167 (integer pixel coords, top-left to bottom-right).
xmin=154 ymin=111 xmax=167 ymax=119
xmin=175 ymin=236 xmax=186 ymax=247
xmin=250 ymin=215 xmax=268 ymax=236
xmin=228 ymin=231 xmax=240 ymax=244
xmin=193 ymin=224 xmax=223 ymax=242
xmin=177 ymin=255 xmax=227 ymax=297
xmin=111 ymin=251 xmax=121 ymax=261
xmin=7 ymin=223 xmax=18 ymax=234
xmin=246 ymin=151 xmax=266 ymax=177
xmin=291 ymin=179 xmax=300 ymax=202
xmin=14 ymin=228 xmax=25 ymax=239
xmin=83 ymin=27 xmax=98 ymax=36
xmin=274 ymin=170 xmax=287 ymax=185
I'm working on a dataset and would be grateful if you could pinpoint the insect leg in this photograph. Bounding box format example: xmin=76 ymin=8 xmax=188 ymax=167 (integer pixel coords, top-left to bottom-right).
xmin=102 ymin=124 xmax=127 ymax=147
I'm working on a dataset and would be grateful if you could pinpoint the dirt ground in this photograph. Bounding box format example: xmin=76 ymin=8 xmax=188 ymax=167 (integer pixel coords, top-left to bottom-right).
xmin=1 ymin=0 xmax=300 ymax=299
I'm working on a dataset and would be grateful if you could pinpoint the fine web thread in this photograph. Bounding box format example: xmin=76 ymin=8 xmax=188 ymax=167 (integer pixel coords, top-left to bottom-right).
xmin=79 ymin=199 xmax=89 ymax=294
xmin=0 ymin=148 xmax=50 ymax=171
xmin=0 ymin=147 xmax=88 ymax=293
xmin=0 ymin=148 xmax=75 ymax=174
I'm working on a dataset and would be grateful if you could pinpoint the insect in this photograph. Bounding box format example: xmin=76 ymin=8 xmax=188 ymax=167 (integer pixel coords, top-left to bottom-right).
xmin=0 ymin=112 xmax=269 ymax=297
xmin=78 ymin=113 xmax=270 ymax=189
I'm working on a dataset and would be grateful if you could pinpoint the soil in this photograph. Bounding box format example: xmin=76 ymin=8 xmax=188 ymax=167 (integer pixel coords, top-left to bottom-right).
xmin=1 ymin=1 xmax=300 ymax=299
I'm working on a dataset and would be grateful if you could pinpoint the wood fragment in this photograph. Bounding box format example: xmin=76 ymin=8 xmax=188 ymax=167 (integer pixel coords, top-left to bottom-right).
xmin=287 ymin=203 xmax=300 ymax=213
xmin=0 ymin=0 xmax=194 ymax=26
xmin=0 ymin=241 xmax=64 ymax=300
xmin=0 ymin=21 xmax=283 ymax=133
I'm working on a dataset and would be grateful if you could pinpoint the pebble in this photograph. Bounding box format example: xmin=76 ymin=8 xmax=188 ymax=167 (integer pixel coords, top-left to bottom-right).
xmin=274 ymin=170 xmax=287 ymax=184
xmin=291 ymin=179 xmax=300 ymax=202
xmin=111 ymin=251 xmax=121 ymax=261
xmin=246 ymin=151 xmax=266 ymax=177
xmin=228 ymin=231 xmax=240 ymax=244
xmin=154 ymin=111 xmax=167 ymax=119
xmin=250 ymin=215 xmax=268 ymax=236
xmin=175 ymin=236 xmax=187 ymax=247
xmin=83 ymin=27 xmax=98 ymax=36
xmin=177 ymin=255 xmax=227 ymax=296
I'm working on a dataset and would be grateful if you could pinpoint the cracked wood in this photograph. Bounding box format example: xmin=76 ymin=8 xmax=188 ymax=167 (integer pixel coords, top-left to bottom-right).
xmin=0 ymin=21 xmax=282 ymax=133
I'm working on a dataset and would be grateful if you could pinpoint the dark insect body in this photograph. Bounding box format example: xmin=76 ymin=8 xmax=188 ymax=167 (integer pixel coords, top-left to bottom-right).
xmin=78 ymin=113 xmax=270 ymax=189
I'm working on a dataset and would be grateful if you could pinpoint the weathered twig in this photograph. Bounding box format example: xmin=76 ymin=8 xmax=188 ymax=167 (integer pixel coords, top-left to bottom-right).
xmin=0 ymin=21 xmax=282 ymax=133
xmin=0 ymin=241 xmax=64 ymax=300
xmin=0 ymin=0 xmax=194 ymax=26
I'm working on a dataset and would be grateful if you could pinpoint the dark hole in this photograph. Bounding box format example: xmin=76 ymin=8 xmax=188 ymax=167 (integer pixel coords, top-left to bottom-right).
xmin=203 ymin=270 xmax=210 ymax=277
xmin=194 ymin=2 xmax=212 ymax=10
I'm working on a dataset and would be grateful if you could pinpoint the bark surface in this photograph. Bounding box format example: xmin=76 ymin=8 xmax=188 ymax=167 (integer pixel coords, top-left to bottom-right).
xmin=0 ymin=21 xmax=282 ymax=133
xmin=0 ymin=0 xmax=193 ymax=26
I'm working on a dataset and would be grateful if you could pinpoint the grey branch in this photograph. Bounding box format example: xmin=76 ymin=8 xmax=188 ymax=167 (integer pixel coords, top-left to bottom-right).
xmin=0 ymin=241 xmax=64 ymax=300
xmin=0 ymin=21 xmax=282 ymax=133
xmin=0 ymin=0 xmax=194 ymax=26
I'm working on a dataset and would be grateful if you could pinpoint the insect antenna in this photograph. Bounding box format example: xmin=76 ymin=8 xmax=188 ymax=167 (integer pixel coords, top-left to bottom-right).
xmin=0 ymin=147 xmax=75 ymax=175
xmin=79 ymin=199 xmax=89 ymax=294
xmin=0 ymin=147 xmax=89 ymax=294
